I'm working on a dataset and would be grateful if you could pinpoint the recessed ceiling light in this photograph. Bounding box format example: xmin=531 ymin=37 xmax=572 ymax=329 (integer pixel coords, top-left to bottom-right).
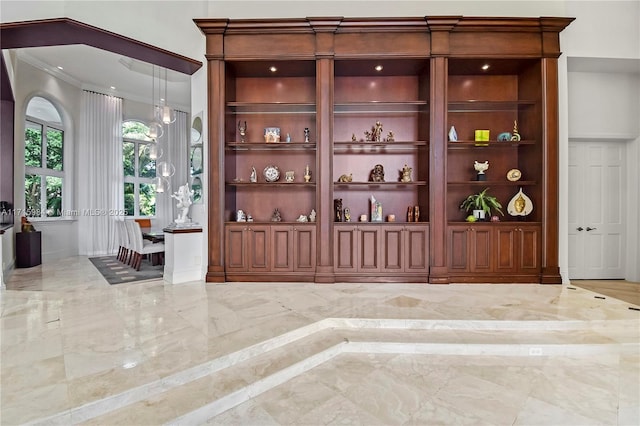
xmin=375 ymin=65 xmax=383 ymax=72
xmin=110 ymin=86 xmax=116 ymax=90
xmin=57 ymin=66 xmax=64 ymax=70
xmin=269 ymin=66 xmax=277 ymax=72
xmin=481 ymin=64 xmax=490 ymax=71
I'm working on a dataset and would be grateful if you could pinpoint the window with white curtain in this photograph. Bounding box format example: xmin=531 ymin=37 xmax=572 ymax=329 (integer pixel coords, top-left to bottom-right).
xmin=122 ymin=120 xmax=157 ymax=217
xmin=24 ymin=97 xmax=65 ymax=218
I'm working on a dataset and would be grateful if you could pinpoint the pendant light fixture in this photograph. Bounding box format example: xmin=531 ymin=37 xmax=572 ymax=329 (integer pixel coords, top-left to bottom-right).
xmin=145 ymin=64 xmax=164 ymax=139
xmin=156 ymin=67 xmax=176 ymax=125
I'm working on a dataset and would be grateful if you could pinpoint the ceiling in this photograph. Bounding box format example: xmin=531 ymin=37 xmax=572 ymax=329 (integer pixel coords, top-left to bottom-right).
xmin=15 ymin=44 xmax=192 ymax=111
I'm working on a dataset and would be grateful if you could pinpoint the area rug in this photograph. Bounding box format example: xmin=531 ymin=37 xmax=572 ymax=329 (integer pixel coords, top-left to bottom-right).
xmin=89 ymin=256 xmax=163 ymax=285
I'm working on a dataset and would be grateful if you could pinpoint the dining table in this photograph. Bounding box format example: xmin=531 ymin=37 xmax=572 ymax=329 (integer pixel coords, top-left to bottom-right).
xmin=140 ymin=227 xmax=165 ymax=243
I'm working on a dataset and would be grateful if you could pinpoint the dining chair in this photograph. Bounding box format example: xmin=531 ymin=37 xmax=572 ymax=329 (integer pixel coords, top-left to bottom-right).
xmin=116 ymin=220 xmax=130 ymax=263
xmin=129 ymin=221 xmax=165 ymax=271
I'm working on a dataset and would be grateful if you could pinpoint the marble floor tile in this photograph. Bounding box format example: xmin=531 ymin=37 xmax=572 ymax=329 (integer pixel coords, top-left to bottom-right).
xmin=1 ymin=256 xmax=638 ymax=425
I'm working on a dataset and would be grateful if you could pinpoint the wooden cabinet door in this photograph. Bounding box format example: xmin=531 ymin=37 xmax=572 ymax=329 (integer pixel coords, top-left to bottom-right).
xmin=381 ymin=226 xmax=404 ymax=273
xmin=225 ymin=225 xmax=247 ymax=272
xmin=469 ymin=228 xmax=492 ymax=272
xmin=518 ymin=225 xmax=540 ymax=273
xmin=293 ymin=225 xmax=316 ymax=272
xmin=359 ymin=227 xmax=380 ymax=272
xmin=449 ymin=225 xmax=492 ymax=273
xmin=271 ymin=225 xmax=293 ymax=272
xmin=449 ymin=226 xmax=470 ymax=272
xmin=495 ymin=227 xmax=517 ymax=273
xmin=495 ymin=225 xmax=540 ymax=274
xmin=247 ymin=225 xmax=270 ymax=271
xmin=334 ymin=226 xmax=358 ymax=272
xmin=404 ymin=225 xmax=429 ymax=273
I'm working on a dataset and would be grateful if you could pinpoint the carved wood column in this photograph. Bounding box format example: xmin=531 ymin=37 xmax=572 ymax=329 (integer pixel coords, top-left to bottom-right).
xmin=310 ymin=18 xmax=340 ymax=283
xmin=540 ymin=56 xmax=562 ymax=284
xmin=196 ymin=20 xmax=228 ymax=282
xmin=426 ymin=18 xmax=459 ymax=284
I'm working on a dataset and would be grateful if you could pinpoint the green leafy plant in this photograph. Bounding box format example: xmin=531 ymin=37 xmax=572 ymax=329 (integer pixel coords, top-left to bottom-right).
xmin=459 ymin=187 xmax=504 ymax=218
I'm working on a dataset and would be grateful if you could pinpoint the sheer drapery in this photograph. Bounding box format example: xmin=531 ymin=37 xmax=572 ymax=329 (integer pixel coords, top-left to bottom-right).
xmin=78 ymin=91 xmax=123 ymax=255
xmin=156 ymin=110 xmax=189 ymax=226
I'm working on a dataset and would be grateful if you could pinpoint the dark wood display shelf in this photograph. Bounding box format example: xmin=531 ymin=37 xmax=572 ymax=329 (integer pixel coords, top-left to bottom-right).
xmin=334 ymin=141 xmax=427 ymax=148
xmin=447 ymin=180 xmax=536 ymax=186
xmin=227 ymin=182 xmax=316 ymax=187
xmin=226 ymin=142 xmax=316 ymax=150
xmin=197 ymin=15 xmax=572 ymax=284
xmin=448 ymin=100 xmax=536 ymax=112
xmin=448 ymin=141 xmax=535 ymax=149
xmin=226 ymin=102 xmax=316 ymax=114
xmin=334 ymin=181 xmax=427 ymax=188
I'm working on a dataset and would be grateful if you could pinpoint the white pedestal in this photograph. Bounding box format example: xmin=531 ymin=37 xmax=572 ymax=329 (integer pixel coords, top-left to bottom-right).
xmin=163 ymin=226 xmax=203 ymax=284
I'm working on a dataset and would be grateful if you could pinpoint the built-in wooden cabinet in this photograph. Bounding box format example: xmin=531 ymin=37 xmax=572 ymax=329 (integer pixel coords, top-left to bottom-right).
xmin=448 ymin=223 xmax=541 ymax=282
xmin=334 ymin=224 xmax=429 ymax=282
xmin=225 ymin=223 xmax=316 ymax=280
xmin=197 ymin=16 xmax=572 ymax=284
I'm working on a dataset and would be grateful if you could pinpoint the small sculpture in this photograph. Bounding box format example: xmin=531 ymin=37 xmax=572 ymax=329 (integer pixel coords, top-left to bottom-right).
xmin=236 ymin=209 xmax=246 ymax=222
xmin=171 ymin=183 xmax=194 ymax=224
xmin=400 ymin=164 xmax=412 ymax=183
xmin=352 ymin=133 xmax=357 ymax=142
xmin=286 ymin=133 xmax=291 ymax=143
xmin=370 ymin=164 xmax=385 ymax=182
xmin=507 ymin=188 xmax=533 ymax=216
xmin=337 ymin=173 xmax=353 ymax=183
xmin=334 ymin=199 xmax=343 ymax=222
xmin=370 ymin=195 xmax=382 ymax=222
xmin=309 ymin=209 xmax=317 ymax=222
xmin=414 ymin=206 xmax=420 ymax=222
xmin=285 ymin=171 xmax=295 ymax=183
xmin=386 ymin=131 xmax=395 ymax=142
xmin=448 ymin=126 xmax=458 ymax=142
xmin=407 ymin=206 xmax=414 ymax=222
xmin=474 ymin=160 xmax=489 ymax=181
xmin=21 ymin=216 xmax=36 ymax=232
xmin=296 ymin=215 xmax=308 ymax=222
xmin=511 ymin=120 xmax=521 ymax=141
xmin=271 ymin=208 xmax=282 ymax=222
xmin=304 ymin=128 xmax=310 ymax=143
xmin=304 ymin=165 xmax=311 ymax=183
xmin=238 ymin=120 xmax=247 ymax=143
xmin=344 ymin=207 xmax=351 ymax=222
xmin=373 ymin=121 xmax=383 ymax=142
xmin=250 ymin=166 xmax=257 ymax=183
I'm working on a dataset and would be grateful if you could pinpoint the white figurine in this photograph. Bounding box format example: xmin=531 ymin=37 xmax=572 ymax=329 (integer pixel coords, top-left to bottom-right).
xmin=250 ymin=166 xmax=257 ymax=183
xmin=171 ymin=183 xmax=194 ymax=224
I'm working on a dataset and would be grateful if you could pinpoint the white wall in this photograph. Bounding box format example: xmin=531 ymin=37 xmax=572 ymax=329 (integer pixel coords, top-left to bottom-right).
xmin=568 ymin=72 xmax=640 ymax=139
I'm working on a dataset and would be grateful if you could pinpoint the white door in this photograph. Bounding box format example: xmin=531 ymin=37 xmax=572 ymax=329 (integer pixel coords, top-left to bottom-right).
xmin=568 ymin=141 xmax=626 ymax=279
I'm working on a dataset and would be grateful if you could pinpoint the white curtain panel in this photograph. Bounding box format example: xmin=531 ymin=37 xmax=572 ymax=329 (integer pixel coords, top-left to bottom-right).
xmin=77 ymin=91 xmax=124 ymax=256
xmin=156 ymin=110 xmax=189 ymax=226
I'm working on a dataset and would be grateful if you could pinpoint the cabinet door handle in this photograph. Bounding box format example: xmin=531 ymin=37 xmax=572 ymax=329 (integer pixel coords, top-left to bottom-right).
xmin=576 ymin=227 xmax=584 ymax=231
xmin=586 ymin=227 xmax=597 ymax=231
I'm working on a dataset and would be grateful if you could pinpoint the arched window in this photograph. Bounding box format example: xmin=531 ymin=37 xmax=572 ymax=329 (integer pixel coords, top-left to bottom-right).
xmin=122 ymin=121 xmax=156 ymax=217
xmin=24 ymin=97 xmax=65 ymax=217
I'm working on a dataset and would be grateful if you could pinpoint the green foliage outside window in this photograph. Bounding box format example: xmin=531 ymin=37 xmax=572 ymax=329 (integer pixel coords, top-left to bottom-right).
xmin=25 ymin=125 xmax=42 ymax=167
xmin=46 ymin=128 xmax=63 ymax=171
xmin=123 ymin=121 xmax=156 ymax=217
xmin=24 ymin=118 xmax=64 ymax=218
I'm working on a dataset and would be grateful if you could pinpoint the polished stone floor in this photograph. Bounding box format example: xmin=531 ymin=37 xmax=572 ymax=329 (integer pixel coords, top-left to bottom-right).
xmin=1 ymin=256 xmax=639 ymax=425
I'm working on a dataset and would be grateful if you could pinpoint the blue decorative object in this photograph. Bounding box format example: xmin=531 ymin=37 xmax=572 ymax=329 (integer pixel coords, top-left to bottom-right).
xmin=497 ymin=132 xmax=512 ymax=142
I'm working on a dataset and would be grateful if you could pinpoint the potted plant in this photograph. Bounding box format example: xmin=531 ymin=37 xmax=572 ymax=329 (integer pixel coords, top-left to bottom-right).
xmin=459 ymin=187 xmax=504 ymax=221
